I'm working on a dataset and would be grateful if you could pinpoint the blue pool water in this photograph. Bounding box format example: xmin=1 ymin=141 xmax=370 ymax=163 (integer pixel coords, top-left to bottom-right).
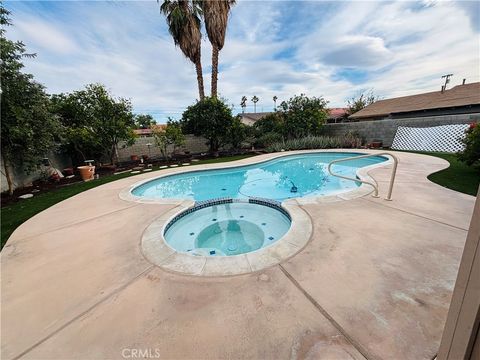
xmin=132 ymin=152 xmax=387 ymax=201
xmin=164 ymin=202 xmax=291 ymax=256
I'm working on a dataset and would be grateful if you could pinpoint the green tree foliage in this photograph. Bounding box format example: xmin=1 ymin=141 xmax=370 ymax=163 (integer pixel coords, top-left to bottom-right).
xmin=52 ymin=84 xmax=136 ymax=165
xmin=181 ymin=97 xmax=234 ymax=153
xmin=458 ymin=123 xmax=480 ymax=168
xmin=134 ymin=114 xmax=156 ymax=129
xmin=152 ymin=120 xmax=186 ymax=160
xmin=1 ymin=5 xmax=61 ymax=194
xmin=160 ymin=0 xmax=205 ymax=100
xmin=346 ymin=90 xmax=378 ymax=115
xmin=227 ymin=116 xmax=248 ymax=149
xmin=254 ymin=112 xmax=284 ymax=135
xmin=278 ymin=94 xmax=328 ymax=139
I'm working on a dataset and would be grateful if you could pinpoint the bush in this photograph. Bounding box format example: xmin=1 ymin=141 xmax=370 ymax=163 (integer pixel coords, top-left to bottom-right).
xmin=254 ymin=132 xmax=284 ymax=148
xmin=278 ymin=94 xmax=328 ymax=139
xmin=458 ymin=123 xmax=480 ymax=168
xmin=253 ymin=112 xmax=284 ymax=135
xmin=227 ymin=116 xmax=249 ymax=150
xmin=265 ymin=135 xmax=362 ymax=152
xmin=181 ymin=97 xmax=234 ymax=153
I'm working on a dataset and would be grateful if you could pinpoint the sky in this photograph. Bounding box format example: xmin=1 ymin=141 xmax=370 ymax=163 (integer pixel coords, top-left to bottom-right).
xmin=4 ymin=0 xmax=480 ymax=123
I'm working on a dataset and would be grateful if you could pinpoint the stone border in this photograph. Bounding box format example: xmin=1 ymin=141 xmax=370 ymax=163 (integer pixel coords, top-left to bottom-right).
xmin=141 ymin=199 xmax=312 ymax=277
xmin=119 ymin=149 xmax=393 ymax=205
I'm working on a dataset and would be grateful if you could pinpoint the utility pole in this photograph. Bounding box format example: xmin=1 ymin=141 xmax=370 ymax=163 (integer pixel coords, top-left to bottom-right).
xmin=441 ymin=74 xmax=453 ymax=92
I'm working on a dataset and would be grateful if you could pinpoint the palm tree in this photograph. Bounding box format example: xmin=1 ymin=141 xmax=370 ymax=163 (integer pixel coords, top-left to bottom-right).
xmin=160 ymin=0 xmax=205 ymax=100
xmin=201 ymin=0 xmax=236 ymax=98
xmin=273 ymin=96 xmax=278 ymax=111
xmin=240 ymin=96 xmax=247 ymax=113
xmin=251 ymin=95 xmax=259 ymax=113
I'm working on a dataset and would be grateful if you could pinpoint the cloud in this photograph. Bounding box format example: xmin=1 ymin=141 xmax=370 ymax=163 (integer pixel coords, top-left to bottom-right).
xmin=13 ymin=16 xmax=78 ymax=54
xmin=4 ymin=0 xmax=479 ymax=121
xmin=322 ymin=36 xmax=391 ymax=68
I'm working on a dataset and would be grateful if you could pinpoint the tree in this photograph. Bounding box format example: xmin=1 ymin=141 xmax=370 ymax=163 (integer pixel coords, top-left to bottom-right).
xmin=227 ymin=116 xmax=247 ymax=149
xmin=134 ymin=114 xmax=156 ymax=129
xmin=273 ymin=95 xmax=278 ymax=111
xmin=160 ymin=0 xmax=205 ymax=100
xmin=458 ymin=123 xmax=480 ymax=168
xmin=251 ymin=95 xmax=259 ymax=112
xmin=346 ymin=90 xmax=378 ymax=115
xmin=181 ymin=97 xmax=234 ymax=153
xmin=152 ymin=127 xmax=169 ymax=160
xmin=153 ymin=120 xmax=186 ymax=160
xmin=278 ymin=94 xmax=328 ymax=139
xmin=165 ymin=120 xmax=186 ymax=156
xmin=53 ymin=84 xmax=137 ymax=165
xmin=1 ymin=5 xmax=61 ymax=195
xmin=200 ymin=0 xmax=235 ymax=97
xmin=240 ymin=96 xmax=247 ymax=113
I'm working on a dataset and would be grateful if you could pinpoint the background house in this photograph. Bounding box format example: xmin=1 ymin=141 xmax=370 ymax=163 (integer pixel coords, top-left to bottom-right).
xmin=238 ymin=112 xmax=273 ymax=126
xmin=239 ymin=109 xmax=349 ymax=126
xmin=349 ymin=82 xmax=480 ymax=121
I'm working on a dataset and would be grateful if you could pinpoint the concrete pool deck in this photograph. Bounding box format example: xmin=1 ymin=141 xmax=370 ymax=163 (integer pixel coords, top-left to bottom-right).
xmin=1 ymin=150 xmax=476 ymax=360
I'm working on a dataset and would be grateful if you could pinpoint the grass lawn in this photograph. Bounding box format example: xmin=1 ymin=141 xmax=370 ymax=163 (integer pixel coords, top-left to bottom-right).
xmin=418 ymin=152 xmax=479 ymax=196
xmin=0 ymin=154 xmax=254 ymax=249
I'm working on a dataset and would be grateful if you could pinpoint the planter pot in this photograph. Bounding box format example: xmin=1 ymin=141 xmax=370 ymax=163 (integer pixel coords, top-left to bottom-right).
xmin=142 ymin=155 xmax=149 ymax=161
xmin=77 ymin=166 xmax=95 ymax=182
xmin=63 ymin=168 xmax=74 ymax=176
xmin=370 ymin=141 xmax=382 ymax=149
xmin=131 ymin=155 xmax=139 ymax=161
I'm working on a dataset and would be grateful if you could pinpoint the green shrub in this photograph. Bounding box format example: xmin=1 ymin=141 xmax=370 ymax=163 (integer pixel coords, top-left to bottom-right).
xmin=254 ymin=132 xmax=284 ymax=148
xmin=181 ymin=97 xmax=234 ymax=153
xmin=265 ymin=135 xmax=362 ymax=152
xmin=458 ymin=123 xmax=480 ymax=168
xmin=253 ymin=94 xmax=328 ymax=142
xmin=278 ymin=94 xmax=328 ymax=139
xmin=253 ymin=113 xmax=284 ymax=135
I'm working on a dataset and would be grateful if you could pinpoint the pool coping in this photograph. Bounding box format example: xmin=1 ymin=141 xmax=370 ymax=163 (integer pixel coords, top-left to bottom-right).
xmin=118 ymin=149 xmax=394 ymax=206
xmin=141 ymin=198 xmax=313 ymax=276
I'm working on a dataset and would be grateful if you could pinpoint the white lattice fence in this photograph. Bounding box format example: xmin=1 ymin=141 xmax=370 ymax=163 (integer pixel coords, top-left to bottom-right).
xmin=391 ymin=124 xmax=469 ymax=153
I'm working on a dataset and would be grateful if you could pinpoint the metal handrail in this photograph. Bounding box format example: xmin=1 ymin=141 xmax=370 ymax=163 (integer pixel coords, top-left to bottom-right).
xmin=327 ymin=152 xmax=399 ymax=201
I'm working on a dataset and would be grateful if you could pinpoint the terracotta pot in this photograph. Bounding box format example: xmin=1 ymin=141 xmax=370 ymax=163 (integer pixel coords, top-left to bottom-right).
xmin=131 ymin=155 xmax=139 ymax=161
xmin=77 ymin=166 xmax=95 ymax=181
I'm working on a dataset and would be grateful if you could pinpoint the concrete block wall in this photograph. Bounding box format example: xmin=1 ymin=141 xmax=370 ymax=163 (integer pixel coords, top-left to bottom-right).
xmin=323 ymin=113 xmax=480 ymax=147
xmin=117 ymin=134 xmax=210 ymax=162
xmin=1 ymin=151 xmax=72 ymax=193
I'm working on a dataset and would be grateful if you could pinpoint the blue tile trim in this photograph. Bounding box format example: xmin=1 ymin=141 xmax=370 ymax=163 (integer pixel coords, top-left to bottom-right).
xmin=164 ymin=197 xmax=291 ymax=233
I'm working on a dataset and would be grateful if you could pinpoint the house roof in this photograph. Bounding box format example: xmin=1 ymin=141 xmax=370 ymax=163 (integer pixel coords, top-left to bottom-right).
xmin=239 ymin=112 xmax=273 ymax=121
xmin=239 ymin=109 xmax=348 ymax=122
xmin=328 ymin=108 xmax=348 ymax=118
xmin=133 ymin=124 xmax=167 ymax=135
xmin=349 ymin=82 xmax=480 ymax=119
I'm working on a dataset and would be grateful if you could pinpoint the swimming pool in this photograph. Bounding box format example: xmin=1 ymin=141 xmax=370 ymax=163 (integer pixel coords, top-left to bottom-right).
xmin=132 ymin=152 xmax=387 ymax=201
xmin=164 ymin=200 xmax=291 ymax=256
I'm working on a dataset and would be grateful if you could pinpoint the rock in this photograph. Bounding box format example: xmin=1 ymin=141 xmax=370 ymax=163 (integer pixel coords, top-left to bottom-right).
xmin=19 ymin=194 xmax=34 ymax=199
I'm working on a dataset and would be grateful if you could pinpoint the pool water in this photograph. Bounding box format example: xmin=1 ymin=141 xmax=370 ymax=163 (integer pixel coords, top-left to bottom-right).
xmin=132 ymin=152 xmax=387 ymax=201
xmin=164 ymin=202 xmax=291 ymax=256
